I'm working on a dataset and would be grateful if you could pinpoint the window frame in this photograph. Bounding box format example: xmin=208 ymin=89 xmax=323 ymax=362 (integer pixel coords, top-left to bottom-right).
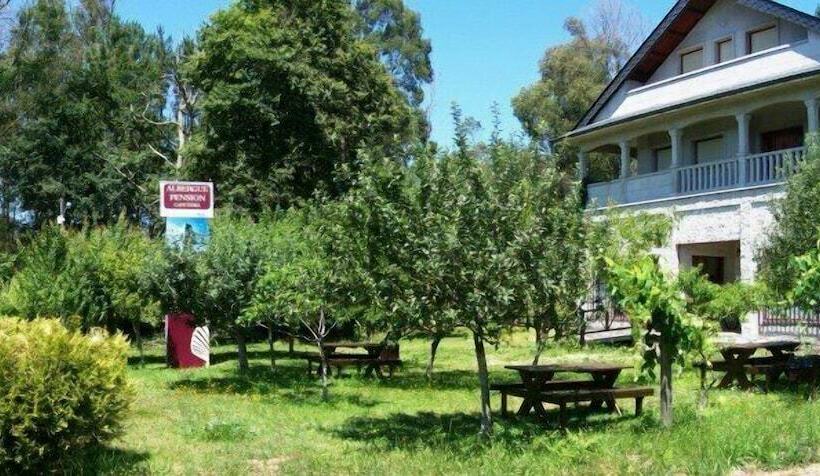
xmin=747 ymin=24 xmax=778 ymax=55
xmin=679 ymin=46 xmax=705 ymax=75
xmin=653 ymin=146 xmax=672 ymax=172
xmin=694 ymin=135 xmax=725 ymax=164
xmin=715 ymin=37 xmax=734 ymax=64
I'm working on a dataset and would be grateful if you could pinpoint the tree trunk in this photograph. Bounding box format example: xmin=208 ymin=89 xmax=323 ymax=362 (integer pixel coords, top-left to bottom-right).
xmin=267 ymin=325 xmax=276 ymax=370
xmin=288 ymin=337 xmax=295 ymax=355
xmin=659 ymin=337 xmax=674 ymax=428
xmin=235 ymin=328 xmax=249 ymax=373
xmin=473 ymin=330 xmax=493 ymax=437
xmin=132 ymin=321 xmax=144 ymax=367
xmin=426 ymin=336 xmax=442 ymax=380
xmin=317 ymin=341 xmax=329 ymax=402
xmin=533 ymin=321 xmax=545 ymax=365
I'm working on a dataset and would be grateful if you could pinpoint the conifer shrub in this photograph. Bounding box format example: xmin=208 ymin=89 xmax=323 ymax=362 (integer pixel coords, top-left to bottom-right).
xmin=0 ymin=318 xmax=132 ymax=472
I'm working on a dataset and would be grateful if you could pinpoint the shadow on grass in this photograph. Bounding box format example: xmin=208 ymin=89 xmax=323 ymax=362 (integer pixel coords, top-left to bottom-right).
xmin=68 ymin=446 xmax=150 ymax=475
xmin=167 ymin=364 xmax=382 ymax=408
xmin=128 ymin=349 xmax=308 ymax=368
xmin=331 ymin=408 xmax=643 ymax=453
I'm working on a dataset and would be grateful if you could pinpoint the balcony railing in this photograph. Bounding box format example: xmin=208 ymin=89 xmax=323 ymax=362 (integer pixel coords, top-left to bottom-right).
xmin=677 ymin=147 xmax=805 ymax=195
xmin=587 ymin=146 xmax=807 ymax=207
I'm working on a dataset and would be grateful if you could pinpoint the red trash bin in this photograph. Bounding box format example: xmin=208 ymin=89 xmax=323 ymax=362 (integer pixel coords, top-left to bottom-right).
xmin=165 ymin=313 xmax=209 ymax=368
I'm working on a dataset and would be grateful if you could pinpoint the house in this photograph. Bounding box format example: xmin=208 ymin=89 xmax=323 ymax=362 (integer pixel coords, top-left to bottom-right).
xmin=568 ymin=0 xmax=820 ymax=292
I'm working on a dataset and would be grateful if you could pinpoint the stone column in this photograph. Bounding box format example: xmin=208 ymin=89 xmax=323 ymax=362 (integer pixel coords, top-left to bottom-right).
xmin=577 ymin=150 xmax=588 ymax=181
xmin=669 ymin=128 xmax=683 ymax=193
xmin=736 ymin=113 xmax=752 ymax=185
xmin=805 ymin=97 xmax=819 ymax=134
xmin=619 ymin=141 xmax=631 ymax=179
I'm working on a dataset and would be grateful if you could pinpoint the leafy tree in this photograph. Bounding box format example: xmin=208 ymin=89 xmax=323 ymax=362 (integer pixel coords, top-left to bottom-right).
xmin=1 ymin=0 xmax=172 ymax=227
xmin=251 ymin=211 xmax=342 ymax=400
xmin=352 ymin=0 xmax=433 ymax=108
xmin=759 ymin=148 xmax=820 ymax=295
xmin=330 ymin=126 xmax=584 ymax=435
xmin=196 ymin=214 xmax=270 ymax=372
xmin=790 ymin=237 xmax=820 ymax=311
xmin=186 ymin=0 xmax=415 ymax=215
xmin=601 ymin=213 xmax=712 ymax=428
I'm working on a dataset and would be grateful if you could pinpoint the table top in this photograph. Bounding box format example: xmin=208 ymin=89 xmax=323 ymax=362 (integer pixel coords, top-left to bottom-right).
xmin=718 ymin=340 xmax=800 ymax=351
xmin=505 ymin=362 xmax=631 ymax=374
xmin=322 ymin=342 xmax=385 ymax=349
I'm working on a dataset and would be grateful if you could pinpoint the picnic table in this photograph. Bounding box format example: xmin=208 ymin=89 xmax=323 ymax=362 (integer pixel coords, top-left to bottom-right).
xmin=501 ymin=362 xmax=631 ymax=418
xmin=711 ymin=339 xmax=800 ymax=389
xmin=306 ymin=342 xmax=401 ymax=378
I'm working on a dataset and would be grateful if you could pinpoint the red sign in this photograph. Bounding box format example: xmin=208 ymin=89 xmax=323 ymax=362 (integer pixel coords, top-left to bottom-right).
xmin=160 ymin=181 xmax=214 ymax=218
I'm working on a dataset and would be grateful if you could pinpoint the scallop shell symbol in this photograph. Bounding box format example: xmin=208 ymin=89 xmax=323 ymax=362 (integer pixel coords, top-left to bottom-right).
xmin=191 ymin=326 xmax=210 ymax=366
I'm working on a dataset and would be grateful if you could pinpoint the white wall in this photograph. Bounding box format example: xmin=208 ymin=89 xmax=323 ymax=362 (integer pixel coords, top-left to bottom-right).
xmin=649 ymin=0 xmax=807 ymax=83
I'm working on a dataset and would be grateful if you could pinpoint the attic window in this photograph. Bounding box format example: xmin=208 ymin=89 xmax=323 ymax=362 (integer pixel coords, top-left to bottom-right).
xmin=680 ymin=48 xmax=704 ymax=74
xmin=716 ymin=38 xmax=733 ymax=63
xmin=748 ymin=26 xmax=778 ymax=54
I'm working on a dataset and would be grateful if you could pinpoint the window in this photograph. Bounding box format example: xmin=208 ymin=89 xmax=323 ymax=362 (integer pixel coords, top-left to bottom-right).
xmin=716 ymin=38 xmax=733 ymax=63
xmin=695 ymin=136 xmax=724 ymax=163
xmin=693 ymin=256 xmax=726 ymax=285
xmin=748 ymin=26 xmax=778 ymax=54
xmin=680 ymin=48 xmax=703 ymax=74
xmin=654 ymin=147 xmax=672 ymax=172
xmin=761 ymin=127 xmax=804 ymax=153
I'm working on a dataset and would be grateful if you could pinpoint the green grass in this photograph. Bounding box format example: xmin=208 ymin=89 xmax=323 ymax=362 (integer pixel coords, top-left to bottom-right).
xmin=78 ymin=330 xmax=818 ymax=475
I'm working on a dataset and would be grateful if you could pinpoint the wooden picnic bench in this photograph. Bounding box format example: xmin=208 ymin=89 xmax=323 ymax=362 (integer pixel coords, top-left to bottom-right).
xmin=696 ymin=340 xmax=800 ymax=390
xmin=539 ymin=387 xmax=654 ymax=428
xmin=305 ymin=342 xmax=402 ymax=378
xmin=493 ymin=362 xmax=650 ymax=427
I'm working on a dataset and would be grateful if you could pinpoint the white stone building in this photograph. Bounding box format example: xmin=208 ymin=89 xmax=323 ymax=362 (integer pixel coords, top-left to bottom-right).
xmin=567 ymin=0 xmax=820 ymax=288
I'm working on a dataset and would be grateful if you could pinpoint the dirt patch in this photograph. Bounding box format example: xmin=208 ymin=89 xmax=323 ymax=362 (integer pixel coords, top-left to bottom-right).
xmin=248 ymin=456 xmax=289 ymax=475
xmin=731 ymin=464 xmax=820 ymax=476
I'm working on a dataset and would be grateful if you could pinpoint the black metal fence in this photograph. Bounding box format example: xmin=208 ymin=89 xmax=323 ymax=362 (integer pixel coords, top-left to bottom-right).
xmin=758 ymin=307 xmax=820 ymax=337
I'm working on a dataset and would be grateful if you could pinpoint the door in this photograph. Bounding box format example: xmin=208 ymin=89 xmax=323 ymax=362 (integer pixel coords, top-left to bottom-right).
xmin=761 ymin=127 xmax=804 ymax=153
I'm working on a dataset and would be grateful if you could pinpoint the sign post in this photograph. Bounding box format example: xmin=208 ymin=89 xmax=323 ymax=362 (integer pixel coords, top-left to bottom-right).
xmin=161 ymin=181 xmax=214 ymax=368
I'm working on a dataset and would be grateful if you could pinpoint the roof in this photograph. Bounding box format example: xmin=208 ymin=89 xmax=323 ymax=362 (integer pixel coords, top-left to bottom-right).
xmin=572 ymin=0 xmax=820 ymax=133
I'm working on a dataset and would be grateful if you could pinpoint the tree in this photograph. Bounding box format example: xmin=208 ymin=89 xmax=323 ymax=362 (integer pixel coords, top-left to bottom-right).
xmin=186 ymin=0 xmax=415 ymax=215
xmin=352 ymin=0 xmax=432 ymax=108
xmin=1 ymin=0 xmax=172 ymax=227
xmin=759 ymin=147 xmax=820 ymax=295
xmin=252 ymin=211 xmax=342 ymax=401
xmin=600 ymin=213 xmax=712 ymax=428
xmin=330 ymin=122 xmax=585 ymax=434
xmin=790 ymin=237 xmax=820 ymax=311
xmin=196 ymin=214 xmax=270 ymax=372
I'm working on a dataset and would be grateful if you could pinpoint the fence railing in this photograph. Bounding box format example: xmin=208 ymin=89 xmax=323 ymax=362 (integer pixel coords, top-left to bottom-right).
xmin=758 ymin=307 xmax=820 ymax=337
xmin=675 ymin=146 xmax=806 ymax=195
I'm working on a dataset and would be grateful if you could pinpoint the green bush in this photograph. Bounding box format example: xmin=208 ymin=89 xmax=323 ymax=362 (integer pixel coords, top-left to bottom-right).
xmin=0 ymin=318 xmax=132 ymax=473
xmin=678 ymin=270 xmax=766 ymax=332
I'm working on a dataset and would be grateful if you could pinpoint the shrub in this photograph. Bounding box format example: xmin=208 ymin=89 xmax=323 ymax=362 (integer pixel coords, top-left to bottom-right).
xmin=678 ymin=270 xmax=766 ymax=332
xmin=0 ymin=318 xmax=132 ymax=473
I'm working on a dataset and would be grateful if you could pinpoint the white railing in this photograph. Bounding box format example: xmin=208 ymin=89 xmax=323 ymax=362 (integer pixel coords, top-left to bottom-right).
xmin=677 ymin=159 xmax=739 ymax=194
xmin=743 ymin=147 xmax=806 ymax=186
xmin=676 ymin=146 xmax=806 ymax=195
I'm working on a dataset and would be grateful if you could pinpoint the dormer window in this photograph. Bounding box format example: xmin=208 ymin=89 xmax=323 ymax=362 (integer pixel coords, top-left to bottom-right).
xmin=680 ymin=48 xmax=703 ymax=74
xmin=747 ymin=25 xmax=778 ymax=54
xmin=716 ymin=38 xmax=733 ymax=63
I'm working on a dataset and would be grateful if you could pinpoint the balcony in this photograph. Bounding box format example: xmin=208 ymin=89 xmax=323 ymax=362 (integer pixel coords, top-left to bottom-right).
xmin=587 ymin=147 xmax=807 ymax=207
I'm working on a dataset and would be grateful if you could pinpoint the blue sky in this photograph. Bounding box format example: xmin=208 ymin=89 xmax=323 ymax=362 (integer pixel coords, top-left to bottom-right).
xmin=116 ymin=0 xmax=819 ymax=147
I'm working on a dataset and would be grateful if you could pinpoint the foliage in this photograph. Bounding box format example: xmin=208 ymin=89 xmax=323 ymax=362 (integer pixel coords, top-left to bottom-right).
xmin=328 ymin=129 xmax=585 ymax=433
xmin=789 ymin=238 xmax=820 ymax=311
xmin=0 ymin=0 xmax=172 ymax=227
xmin=759 ymin=146 xmax=820 ymax=294
xmin=196 ymin=214 xmax=273 ymax=371
xmin=0 ymin=318 xmax=131 ymax=473
xmin=352 ymin=0 xmax=433 ymax=108
xmin=186 ymin=0 xmax=416 ymax=215
xmin=677 ymin=270 xmax=766 ymax=332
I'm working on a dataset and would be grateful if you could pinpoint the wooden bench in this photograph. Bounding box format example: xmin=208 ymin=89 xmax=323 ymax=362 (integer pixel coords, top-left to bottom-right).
xmin=538 ymin=387 xmax=654 ymax=428
xmin=305 ymin=354 xmax=402 ymax=378
xmin=491 ymin=380 xmax=602 ymax=417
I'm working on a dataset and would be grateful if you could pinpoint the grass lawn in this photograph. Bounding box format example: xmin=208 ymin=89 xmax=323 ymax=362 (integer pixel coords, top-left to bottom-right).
xmin=79 ymin=331 xmax=818 ymax=475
